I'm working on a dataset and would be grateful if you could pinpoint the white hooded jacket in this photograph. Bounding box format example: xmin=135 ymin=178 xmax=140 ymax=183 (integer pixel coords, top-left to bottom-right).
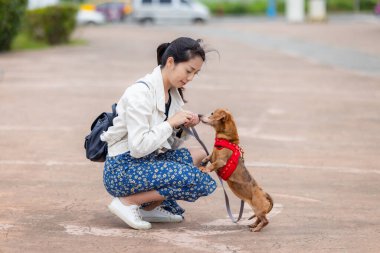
xmin=100 ymin=66 xmax=186 ymax=158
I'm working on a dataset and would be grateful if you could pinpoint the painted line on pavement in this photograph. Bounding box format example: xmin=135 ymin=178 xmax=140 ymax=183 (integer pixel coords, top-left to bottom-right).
xmin=0 ymin=224 xmax=14 ymax=230
xmin=272 ymin=194 xmax=320 ymax=203
xmin=61 ymin=224 xmax=247 ymax=253
xmin=171 ymin=25 xmax=380 ymax=76
xmin=241 ymin=133 xmax=306 ymax=142
xmin=237 ymin=109 xmax=306 ymax=142
xmin=246 ymin=161 xmax=380 ymax=175
xmin=203 ymin=203 xmax=283 ymax=227
xmin=1 ymin=159 xmax=378 ymax=175
xmin=0 ymin=160 xmax=91 ymax=167
xmin=0 ymin=126 xmax=82 ymax=131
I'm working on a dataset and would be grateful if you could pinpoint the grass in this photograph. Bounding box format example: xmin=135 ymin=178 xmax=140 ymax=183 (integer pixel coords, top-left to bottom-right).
xmin=11 ymin=32 xmax=87 ymax=51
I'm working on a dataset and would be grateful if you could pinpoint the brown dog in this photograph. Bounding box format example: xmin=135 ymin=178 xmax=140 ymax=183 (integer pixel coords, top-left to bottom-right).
xmin=200 ymin=108 xmax=273 ymax=232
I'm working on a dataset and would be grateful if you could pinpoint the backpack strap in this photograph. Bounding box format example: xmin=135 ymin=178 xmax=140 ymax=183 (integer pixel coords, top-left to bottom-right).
xmin=111 ymin=103 xmax=117 ymax=116
xmin=136 ymin=80 xmax=149 ymax=89
xmin=90 ymin=112 xmax=108 ymax=130
xmin=109 ymin=81 xmax=148 ymax=119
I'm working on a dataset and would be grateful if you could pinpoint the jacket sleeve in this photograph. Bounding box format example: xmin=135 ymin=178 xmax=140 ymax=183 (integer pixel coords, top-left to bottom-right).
xmin=124 ymin=86 xmax=173 ymax=158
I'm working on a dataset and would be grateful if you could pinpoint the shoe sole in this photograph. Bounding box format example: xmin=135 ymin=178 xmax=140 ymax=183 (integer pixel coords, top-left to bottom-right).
xmin=108 ymin=204 xmax=152 ymax=230
xmin=142 ymin=217 xmax=183 ymax=223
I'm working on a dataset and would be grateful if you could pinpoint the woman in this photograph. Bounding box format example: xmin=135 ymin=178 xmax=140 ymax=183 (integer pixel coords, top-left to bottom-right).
xmin=101 ymin=37 xmax=217 ymax=230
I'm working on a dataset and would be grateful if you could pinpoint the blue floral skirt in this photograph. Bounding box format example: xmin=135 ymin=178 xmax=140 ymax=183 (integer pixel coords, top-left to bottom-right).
xmin=103 ymin=148 xmax=217 ymax=215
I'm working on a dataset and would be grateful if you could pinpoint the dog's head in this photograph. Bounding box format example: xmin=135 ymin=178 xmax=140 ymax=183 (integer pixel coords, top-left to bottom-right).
xmin=200 ymin=109 xmax=237 ymax=139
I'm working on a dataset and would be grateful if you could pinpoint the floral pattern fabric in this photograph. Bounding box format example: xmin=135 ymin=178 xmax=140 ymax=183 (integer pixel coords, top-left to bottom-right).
xmin=103 ymin=148 xmax=217 ymax=215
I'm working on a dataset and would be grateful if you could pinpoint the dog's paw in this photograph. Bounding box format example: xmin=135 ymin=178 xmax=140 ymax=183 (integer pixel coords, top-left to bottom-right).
xmin=199 ymin=166 xmax=211 ymax=173
xmin=201 ymin=157 xmax=210 ymax=164
xmin=249 ymin=219 xmax=268 ymax=232
xmin=251 ymin=226 xmax=264 ymax=232
xmin=248 ymin=223 xmax=258 ymax=229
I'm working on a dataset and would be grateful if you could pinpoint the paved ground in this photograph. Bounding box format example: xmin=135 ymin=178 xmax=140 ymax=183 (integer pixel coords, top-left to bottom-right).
xmin=1 ymin=15 xmax=380 ymax=253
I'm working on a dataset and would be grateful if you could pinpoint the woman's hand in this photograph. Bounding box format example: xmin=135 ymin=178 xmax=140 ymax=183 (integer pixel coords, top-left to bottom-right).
xmin=183 ymin=112 xmax=200 ymax=128
xmin=167 ymin=111 xmax=194 ymax=128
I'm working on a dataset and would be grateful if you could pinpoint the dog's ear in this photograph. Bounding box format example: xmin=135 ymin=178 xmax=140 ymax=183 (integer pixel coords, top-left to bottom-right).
xmin=222 ymin=111 xmax=231 ymax=122
xmin=212 ymin=111 xmax=225 ymax=121
xmin=213 ymin=110 xmax=230 ymax=122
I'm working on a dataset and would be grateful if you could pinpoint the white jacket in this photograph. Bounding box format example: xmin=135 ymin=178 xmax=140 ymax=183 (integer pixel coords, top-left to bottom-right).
xmin=100 ymin=66 xmax=185 ymax=158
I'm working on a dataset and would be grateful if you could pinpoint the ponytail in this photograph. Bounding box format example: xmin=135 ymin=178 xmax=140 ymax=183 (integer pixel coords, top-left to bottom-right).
xmin=156 ymin=42 xmax=171 ymax=66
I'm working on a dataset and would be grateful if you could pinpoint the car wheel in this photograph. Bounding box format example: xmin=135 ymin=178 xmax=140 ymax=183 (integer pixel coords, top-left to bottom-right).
xmin=85 ymin=21 xmax=98 ymax=26
xmin=193 ymin=18 xmax=206 ymax=25
xmin=140 ymin=17 xmax=154 ymax=25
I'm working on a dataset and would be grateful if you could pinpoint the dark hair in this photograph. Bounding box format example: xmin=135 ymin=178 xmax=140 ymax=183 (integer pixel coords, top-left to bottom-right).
xmin=156 ymin=37 xmax=206 ymax=103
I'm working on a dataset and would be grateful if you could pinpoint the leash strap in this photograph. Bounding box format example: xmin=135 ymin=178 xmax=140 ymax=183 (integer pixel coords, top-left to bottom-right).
xmin=180 ymin=126 xmax=245 ymax=223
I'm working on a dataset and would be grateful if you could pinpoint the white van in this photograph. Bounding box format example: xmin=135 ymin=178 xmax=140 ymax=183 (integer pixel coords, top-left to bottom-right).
xmin=132 ymin=0 xmax=210 ymax=24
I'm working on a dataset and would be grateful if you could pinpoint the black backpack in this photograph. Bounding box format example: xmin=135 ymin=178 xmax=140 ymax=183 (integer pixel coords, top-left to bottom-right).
xmin=84 ymin=81 xmax=149 ymax=162
xmin=84 ymin=103 xmax=117 ymax=162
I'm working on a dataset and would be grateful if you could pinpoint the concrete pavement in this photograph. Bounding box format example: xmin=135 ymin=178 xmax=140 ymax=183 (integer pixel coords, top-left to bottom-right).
xmin=0 ymin=16 xmax=380 ymax=252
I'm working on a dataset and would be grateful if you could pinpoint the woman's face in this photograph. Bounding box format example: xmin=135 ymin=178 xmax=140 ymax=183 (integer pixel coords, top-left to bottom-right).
xmin=167 ymin=56 xmax=204 ymax=89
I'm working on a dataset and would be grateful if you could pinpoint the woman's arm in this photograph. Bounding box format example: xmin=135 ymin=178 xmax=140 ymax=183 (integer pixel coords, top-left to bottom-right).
xmin=125 ymin=86 xmax=173 ymax=158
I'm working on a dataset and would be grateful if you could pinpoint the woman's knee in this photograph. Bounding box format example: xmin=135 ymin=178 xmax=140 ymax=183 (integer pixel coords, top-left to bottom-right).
xmin=187 ymin=147 xmax=207 ymax=166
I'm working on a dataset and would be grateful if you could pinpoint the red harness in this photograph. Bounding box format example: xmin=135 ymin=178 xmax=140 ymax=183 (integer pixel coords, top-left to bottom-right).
xmin=214 ymin=138 xmax=244 ymax=181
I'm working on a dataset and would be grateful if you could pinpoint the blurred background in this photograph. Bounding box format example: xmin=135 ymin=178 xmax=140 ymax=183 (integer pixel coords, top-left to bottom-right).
xmin=1 ymin=0 xmax=380 ymax=51
xmin=1 ymin=0 xmax=380 ymax=252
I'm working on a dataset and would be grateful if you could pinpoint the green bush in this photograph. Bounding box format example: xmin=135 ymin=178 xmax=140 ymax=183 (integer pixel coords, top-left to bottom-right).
xmin=247 ymin=0 xmax=268 ymax=14
xmin=225 ymin=2 xmax=249 ymax=14
xmin=203 ymin=0 xmax=266 ymax=15
xmin=60 ymin=0 xmax=85 ymax=3
xmin=0 ymin=0 xmax=27 ymax=52
xmin=201 ymin=0 xmax=287 ymax=15
xmin=327 ymin=0 xmax=377 ymax=11
xmin=327 ymin=0 xmax=354 ymax=11
xmin=25 ymin=5 xmax=78 ymax=45
xmin=201 ymin=0 xmax=377 ymax=15
xmin=357 ymin=0 xmax=377 ymax=11
xmin=276 ymin=0 xmax=286 ymax=14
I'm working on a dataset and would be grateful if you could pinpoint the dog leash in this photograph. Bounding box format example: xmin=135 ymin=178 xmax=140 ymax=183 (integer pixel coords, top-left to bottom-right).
xmin=180 ymin=125 xmax=245 ymax=223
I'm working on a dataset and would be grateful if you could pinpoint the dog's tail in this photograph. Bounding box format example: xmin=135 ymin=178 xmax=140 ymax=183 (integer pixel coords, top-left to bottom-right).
xmin=266 ymin=192 xmax=274 ymax=214
xmin=248 ymin=192 xmax=274 ymax=220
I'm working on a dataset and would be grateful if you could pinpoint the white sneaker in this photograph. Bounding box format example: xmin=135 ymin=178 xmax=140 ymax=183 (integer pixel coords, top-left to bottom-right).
xmin=108 ymin=198 xmax=152 ymax=230
xmin=139 ymin=206 xmax=183 ymax=223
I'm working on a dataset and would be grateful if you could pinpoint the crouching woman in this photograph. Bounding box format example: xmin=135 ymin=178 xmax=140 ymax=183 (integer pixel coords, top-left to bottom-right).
xmin=100 ymin=37 xmax=217 ymax=230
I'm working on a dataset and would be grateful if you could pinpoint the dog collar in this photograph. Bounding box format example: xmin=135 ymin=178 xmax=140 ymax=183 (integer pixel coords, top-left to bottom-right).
xmin=214 ymin=138 xmax=244 ymax=180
